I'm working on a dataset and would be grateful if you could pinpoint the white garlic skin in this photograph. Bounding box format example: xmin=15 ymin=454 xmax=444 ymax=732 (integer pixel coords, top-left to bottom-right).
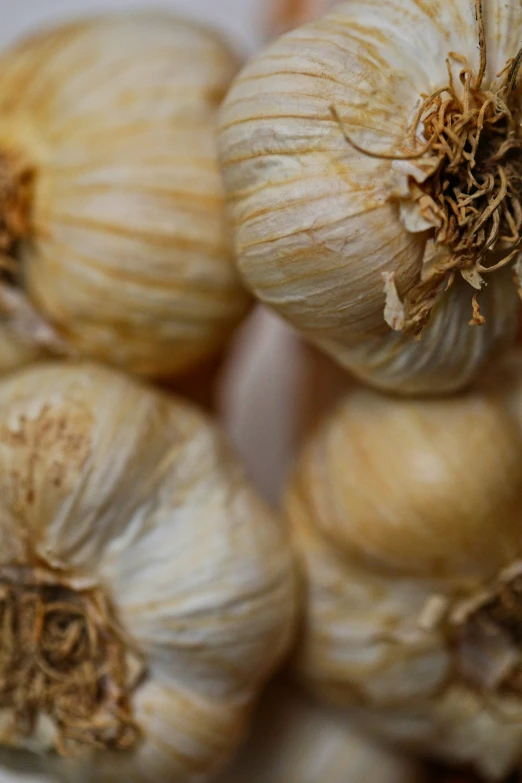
xmin=218 ymin=0 xmax=522 ymax=395
xmin=285 ymin=368 xmax=522 ymax=779
xmin=215 ymin=680 xmax=422 ymax=783
xmin=0 ymin=13 xmax=250 ymax=378
xmin=0 ymin=362 xmax=295 ymax=783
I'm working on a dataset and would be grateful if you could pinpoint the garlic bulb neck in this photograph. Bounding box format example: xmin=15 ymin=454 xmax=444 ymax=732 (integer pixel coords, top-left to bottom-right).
xmin=344 ymin=0 xmax=522 ymax=335
xmin=0 ymin=565 xmax=143 ymax=756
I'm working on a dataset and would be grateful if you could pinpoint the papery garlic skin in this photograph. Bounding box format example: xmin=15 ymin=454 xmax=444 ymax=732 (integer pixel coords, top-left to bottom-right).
xmin=215 ymin=680 xmax=422 ymax=783
xmin=0 ymin=13 xmax=250 ymax=378
xmin=218 ymin=0 xmax=522 ymax=394
xmin=0 ymin=362 xmax=295 ymax=783
xmin=285 ymin=372 xmax=522 ymax=779
xmin=318 ymin=271 xmax=518 ymax=395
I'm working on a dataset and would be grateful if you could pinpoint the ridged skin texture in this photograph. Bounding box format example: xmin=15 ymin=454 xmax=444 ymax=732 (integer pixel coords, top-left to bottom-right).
xmin=0 ymin=362 xmax=295 ymax=783
xmin=0 ymin=13 xmax=250 ymax=378
xmin=286 ymin=362 xmax=522 ymax=778
xmin=219 ymin=0 xmax=522 ymax=394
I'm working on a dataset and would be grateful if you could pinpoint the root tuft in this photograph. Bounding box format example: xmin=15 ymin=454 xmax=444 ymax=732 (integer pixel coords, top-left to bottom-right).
xmin=334 ymin=0 xmax=522 ymax=334
xmin=0 ymin=567 xmax=143 ymax=757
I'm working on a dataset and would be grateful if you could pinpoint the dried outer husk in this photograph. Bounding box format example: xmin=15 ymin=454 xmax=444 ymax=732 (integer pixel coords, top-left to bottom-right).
xmin=0 ymin=361 xmax=296 ymax=783
xmin=215 ymin=679 xmax=423 ymax=783
xmin=219 ymin=0 xmax=522 ymax=395
xmin=0 ymin=12 xmax=251 ymax=379
xmin=285 ymin=358 xmax=522 ymax=778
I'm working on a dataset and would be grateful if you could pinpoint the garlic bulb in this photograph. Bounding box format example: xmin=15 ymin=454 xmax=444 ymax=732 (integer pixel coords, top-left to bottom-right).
xmin=215 ymin=679 xmax=423 ymax=783
xmin=219 ymin=0 xmax=522 ymax=394
xmin=285 ymin=367 xmax=522 ymax=779
xmin=0 ymin=12 xmax=250 ymax=378
xmin=0 ymin=361 xmax=295 ymax=783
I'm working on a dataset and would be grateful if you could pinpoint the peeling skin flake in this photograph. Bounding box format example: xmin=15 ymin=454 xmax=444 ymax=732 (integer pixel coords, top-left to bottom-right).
xmin=461 ymin=267 xmax=484 ymax=291
xmin=382 ymin=272 xmax=405 ymax=331
xmin=420 ymin=240 xmax=452 ymax=283
xmin=418 ymin=594 xmax=450 ymax=631
xmin=399 ymin=197 xmax=439 ymax=234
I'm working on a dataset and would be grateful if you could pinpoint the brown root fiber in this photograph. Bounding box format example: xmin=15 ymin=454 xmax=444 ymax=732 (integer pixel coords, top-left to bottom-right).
xmin=402 ymin=51 xmax=522 ymax=332
xmin=454 ymin=572 xmax=522 ymax=698
xmin=0 ymin=151 xmax=33 ymax=255
xmin=335 ymin=0 xmax=522 ymax=335
xmin=0 ymin=566 xmax=142 ymax=757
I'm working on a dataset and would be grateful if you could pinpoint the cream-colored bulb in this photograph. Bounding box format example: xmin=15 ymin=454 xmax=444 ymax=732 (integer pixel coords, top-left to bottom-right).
xmin=215 ymin=680 xmax=423 ymax=783
xmin=0 ymin=12 xmax=250 ymax=378
xmin=285 ymin=362 xmax=522 ymax=778
xmin=0 ymin=361 xmax=295 ymax=782
xmin=219 ymin=0 xmax=522 ymax=394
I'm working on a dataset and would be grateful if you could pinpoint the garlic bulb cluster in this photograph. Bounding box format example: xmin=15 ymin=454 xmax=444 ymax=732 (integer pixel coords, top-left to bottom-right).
xmin=285 ymin=363 xmax=522 ymax=779
xmin=0 ymin=12 xmax=250 ymax=378
xmin=216 ymin=679 xmax=422 ymax=783
xmin=219 ymin=0 xmax=522 ymax=395
xmin=0 ymin=361 xmax=295 ymax=783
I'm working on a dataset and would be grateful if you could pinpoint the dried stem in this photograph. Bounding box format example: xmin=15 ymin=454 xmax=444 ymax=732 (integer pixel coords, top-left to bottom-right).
xmin=0 ymin=568 xmax=143 ymax=756
xmin=504 ymin=46 xmax=522 ymax=95
xmin=474 ymin=0 xmax=487 ymax=89
xmin=330 ymin=106 xmax=436 ymax=160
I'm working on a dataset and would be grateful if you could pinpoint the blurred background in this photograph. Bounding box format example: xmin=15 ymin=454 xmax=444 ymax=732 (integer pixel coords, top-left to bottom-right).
xmin=0 ymin=0 xmax=261 ymax=52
